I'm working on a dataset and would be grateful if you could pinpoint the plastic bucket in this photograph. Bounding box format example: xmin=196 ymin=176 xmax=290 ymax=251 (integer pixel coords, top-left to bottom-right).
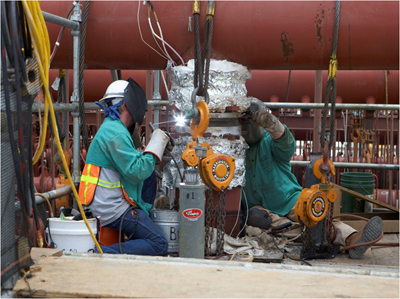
xmin=340 ymin=172 xmax=375 ymax=213
xmin=150 ymin=209 xmax=179 ymax=254
xmin=45 ymin=216 xmax=98 ymax=253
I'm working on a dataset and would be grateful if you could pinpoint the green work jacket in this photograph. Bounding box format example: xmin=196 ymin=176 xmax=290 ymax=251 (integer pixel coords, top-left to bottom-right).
xmin=244 ymin=126 xmax=302 ymax=216
xmin=85 ymin=117 xmax=156 ymax=214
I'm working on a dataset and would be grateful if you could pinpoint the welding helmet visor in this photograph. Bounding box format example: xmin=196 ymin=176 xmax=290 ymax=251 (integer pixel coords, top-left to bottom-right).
xmin=124 ymin=78 xmax=148 ymax=126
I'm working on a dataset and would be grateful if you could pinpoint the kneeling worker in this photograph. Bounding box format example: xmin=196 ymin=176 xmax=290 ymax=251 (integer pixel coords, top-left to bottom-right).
xmin=242 ymin=99 xmax=383 ymax=259
xmin=79 ymin=78 xmax=169 ymax=255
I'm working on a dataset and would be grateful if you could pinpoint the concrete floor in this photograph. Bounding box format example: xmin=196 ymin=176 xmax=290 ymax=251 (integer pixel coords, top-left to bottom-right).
xmin=12 ymin=234 xmax=399 ymax=298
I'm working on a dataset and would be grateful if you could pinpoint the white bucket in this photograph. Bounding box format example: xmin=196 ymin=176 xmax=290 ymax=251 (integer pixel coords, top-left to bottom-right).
xmin=45 ymin=216 xmax=98 ymax=253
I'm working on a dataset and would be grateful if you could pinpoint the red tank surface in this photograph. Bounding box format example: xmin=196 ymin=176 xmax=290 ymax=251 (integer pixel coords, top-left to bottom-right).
xmin=42 ymin=1 xmax=399 ymax=70
xmin=49 ymin=70 xmax=399 ymax=104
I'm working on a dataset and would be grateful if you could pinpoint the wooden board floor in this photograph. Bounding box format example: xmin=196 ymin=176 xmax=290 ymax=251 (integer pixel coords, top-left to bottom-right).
xmin=13 ymin=236 xmax=399 ymax=298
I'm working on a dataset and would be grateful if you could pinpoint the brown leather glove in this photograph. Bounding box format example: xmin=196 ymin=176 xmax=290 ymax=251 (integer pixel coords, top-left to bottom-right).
xmin=250 ymin=110 xmax=285 ymax=139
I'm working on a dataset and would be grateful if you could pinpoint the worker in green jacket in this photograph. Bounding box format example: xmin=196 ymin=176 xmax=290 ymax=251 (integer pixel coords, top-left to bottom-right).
xmin=242 ymin=99 xmax=383 ymax=259
xmin=80 ymin=78 xmax=170 ymax=255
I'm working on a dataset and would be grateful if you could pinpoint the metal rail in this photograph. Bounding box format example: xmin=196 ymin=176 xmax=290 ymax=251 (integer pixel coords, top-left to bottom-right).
xmin=290 ymin=160 xmax=399 ymax=171
xmin=42 ymin=11 xmax=79 ymax=30
xmin=263 ymin=102 xmax=399 ymax=111
xmin=32 ymin=101 xmax=170 ymax=113
xmin=35 ymin=186 xmax=73 ymax=205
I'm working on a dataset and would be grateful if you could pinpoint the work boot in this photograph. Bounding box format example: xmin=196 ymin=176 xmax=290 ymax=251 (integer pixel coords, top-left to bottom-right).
xmin=247 ymin=208 xmax=272 ymax=230
xmin=346 ymin=216 xmax=383 ymax=259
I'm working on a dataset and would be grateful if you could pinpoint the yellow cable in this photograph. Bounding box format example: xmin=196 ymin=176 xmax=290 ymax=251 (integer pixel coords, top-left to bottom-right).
xmin=23 ymin=1 xmax=103 ymax=253
xmin=22 ymin=1 xmax=49 ymax=164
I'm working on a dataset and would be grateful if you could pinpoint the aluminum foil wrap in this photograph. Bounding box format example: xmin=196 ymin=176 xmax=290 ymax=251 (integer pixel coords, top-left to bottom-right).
xmin=166 ymin=59 xmax=252 ymax=113
xmin=163 ymin=136 xmax=248 ymax=190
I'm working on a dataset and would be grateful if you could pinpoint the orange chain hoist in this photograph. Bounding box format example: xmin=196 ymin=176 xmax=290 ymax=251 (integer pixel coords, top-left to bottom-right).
xmin=181 ymin=100 xmax=235 ymax=191
xmin=295 ymin=142 xmax=338 ymax=227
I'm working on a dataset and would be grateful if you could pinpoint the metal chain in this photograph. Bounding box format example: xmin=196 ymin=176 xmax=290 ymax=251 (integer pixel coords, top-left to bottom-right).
xmin=204 ymin=185 xmax=214 ymax=256
xmin=216 ymin=190 xmax=222 ymax=255
xmin=328 ymin=202 xmax=334 ymax=244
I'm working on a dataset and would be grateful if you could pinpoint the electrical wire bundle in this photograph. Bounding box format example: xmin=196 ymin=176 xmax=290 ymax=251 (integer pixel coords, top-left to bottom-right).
xmin=18 ymin=1 xmax=103 ymax=253
xmin=137 ymin=0 xmax=185 ymax=67
xmin=1 ymin=1 xmax=41 ymax=281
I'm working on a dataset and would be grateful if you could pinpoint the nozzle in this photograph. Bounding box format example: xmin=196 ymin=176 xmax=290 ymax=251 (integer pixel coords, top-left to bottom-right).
xmin=37 ymin=230 xmax=44 ymax=248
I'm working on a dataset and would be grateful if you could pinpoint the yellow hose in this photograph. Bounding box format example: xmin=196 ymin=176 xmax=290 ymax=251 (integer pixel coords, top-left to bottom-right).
xmin=22 ymin=1 xmax=103 ymax=253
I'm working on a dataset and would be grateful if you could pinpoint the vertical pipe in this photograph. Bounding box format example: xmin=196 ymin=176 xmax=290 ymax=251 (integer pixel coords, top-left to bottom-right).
xmin=313 ymin=71 xmax=322 ymax=153
xmin=145 ymin=71 xmax=154 ymax=145
xmin=153 ymin=70 xmax=161 ymax=129
xmin=110 ymin=70 xmax=118 ymax=82
xmin=71 ymin=4 xmax=81 ymax=209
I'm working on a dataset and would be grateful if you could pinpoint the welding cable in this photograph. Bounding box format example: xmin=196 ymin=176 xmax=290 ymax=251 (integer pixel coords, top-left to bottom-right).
xmin=35 ymin=193 xmax=54 ymax=218
xmin=331 ymin=214 xmax=386 ymax=252
xmin=271 ymin=233 xmax=312 ymax=266
xmin=1 ymin=3 xmax=15 ymax=63
xmin=49 ymin=4 xmax=74 ymax=65
xmin=147 ymin=1 xmax=185 ymax=66
xmin=17 ymin=1 xmax=32 ymax=59
xmin=137 ymin=0 xmax=169 ymax=61
xmin=11 ymin=1 xmax=43 ymax=236
xmin=22 ymin=0 xmax=103 ymax=253
xmin=236 ymin=188 xmax=249 ymax=238
xmin=118 ymin=206 xmax=139 ymax=254
xmin=1 ymin=35 xmax=31 ymax=229
xmin=1 ymin=2 xmax=41 ymax=241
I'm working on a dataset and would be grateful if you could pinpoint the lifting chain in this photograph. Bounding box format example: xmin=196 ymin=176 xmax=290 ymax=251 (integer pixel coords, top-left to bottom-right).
xmin=205 ymin=185 xmax=214 ymax=256
xmin=204 ymin=186 xmax=226 ymax=256
xmin=216 ymin=188 xmax=226 ymax=256
xmin=328 ymin=202 xmax=335 ymax=243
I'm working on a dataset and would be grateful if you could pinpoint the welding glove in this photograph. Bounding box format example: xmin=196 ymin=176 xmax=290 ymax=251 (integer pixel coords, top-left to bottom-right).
xmin=251 ymin=110 xmax=285 ymax=139
xmin=144 ymin=129 xmax=170 ymax=164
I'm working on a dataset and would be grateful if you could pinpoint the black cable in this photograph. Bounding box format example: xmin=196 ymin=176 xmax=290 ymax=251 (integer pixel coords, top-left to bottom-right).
xmin=118 ymin=206 xmax=138 ymax=254
xmin=1 ymin=31 xmax=30 ymax=230
xmin=10 ymin=1 xmax=41 ymax=233
xmin=166 ymin=149 xmax=184 ymax=183
xmin=49 ymin=4 xmax=74 ymax=66
xmin=271 ymin=233 xmax=312 ymax=267
xmin=1 ymin=2 xmax=14 ymax=63
xmin=17 ymin=1 xmax=32 ymax=59
xmin=9 ymin=1 xmax=27 ymax=82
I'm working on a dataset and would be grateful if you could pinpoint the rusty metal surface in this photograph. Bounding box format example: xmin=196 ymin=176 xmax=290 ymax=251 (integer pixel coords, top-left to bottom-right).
xmin=49 ymin=69 xmax=399 ymax=104
xmin=43 ymin=1 xmax=399 ymax=70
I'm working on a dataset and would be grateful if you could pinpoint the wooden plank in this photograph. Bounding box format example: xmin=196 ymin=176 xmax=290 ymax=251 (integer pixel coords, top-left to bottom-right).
xmin=332 ymin=183 xmax=399 ymax=213
xmin=30 ymin=248 xmax=63 ymax=264
xmin=342 ymin=220 xmax=399 ymax=233
xmin=12 ymin=255 xmax=399 ymax=298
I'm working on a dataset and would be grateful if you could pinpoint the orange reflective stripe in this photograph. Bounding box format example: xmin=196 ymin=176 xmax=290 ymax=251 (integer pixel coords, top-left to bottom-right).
xmin=79 ymin=164 xmax=100 ymax=206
